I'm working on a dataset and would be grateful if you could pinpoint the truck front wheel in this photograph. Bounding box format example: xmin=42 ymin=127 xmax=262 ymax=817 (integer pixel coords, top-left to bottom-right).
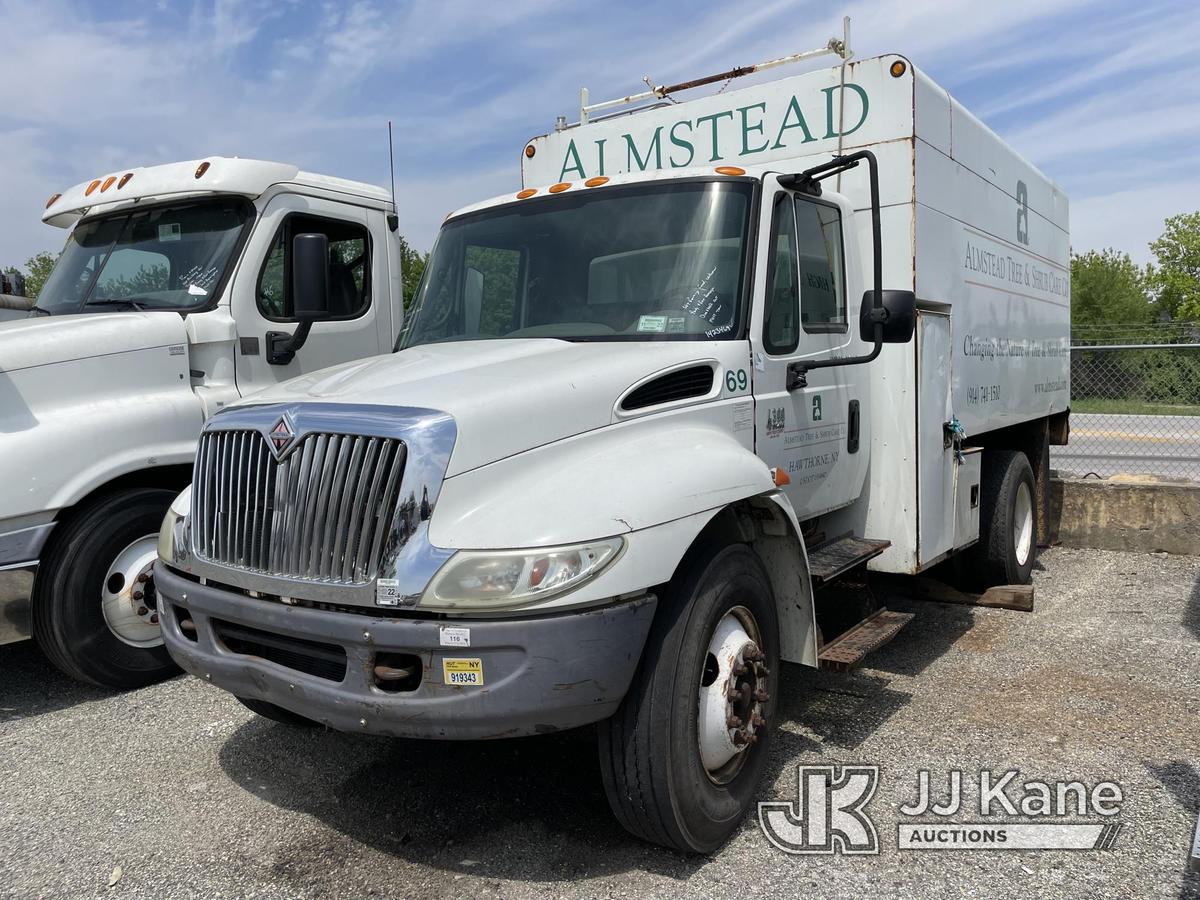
xmin=32 ymin=488 xmax=179 ymax=689
xmin=598 ymin=543 xmax=779 ymax=854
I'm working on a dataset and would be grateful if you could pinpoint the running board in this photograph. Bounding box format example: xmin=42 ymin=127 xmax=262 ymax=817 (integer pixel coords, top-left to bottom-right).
xmin=807 ymin=534 xmax=891 ymax=587
xmin=818 ymin=608 xmax=914 ymax=671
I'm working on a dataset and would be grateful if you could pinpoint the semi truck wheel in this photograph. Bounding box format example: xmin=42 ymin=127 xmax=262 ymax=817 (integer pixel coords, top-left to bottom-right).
xmin=32 ymin=488 xmax=179 ymax=689
xmin=967 ymin=450 xmax=1037 ymax=587
xmin=598 ymin=543 xmax=779 ymax=854
xmin=236 ymin=696 xmax=320 ymax=727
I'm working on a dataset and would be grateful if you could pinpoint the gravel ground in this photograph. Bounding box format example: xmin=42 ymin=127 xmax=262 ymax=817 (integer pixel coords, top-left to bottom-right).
xmin=1 ymin=547 xmax=1198 ymax=899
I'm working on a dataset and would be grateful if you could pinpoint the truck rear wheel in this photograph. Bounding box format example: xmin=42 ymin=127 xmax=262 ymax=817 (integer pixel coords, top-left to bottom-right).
xmin=32 ymin=488 xmax=179 ymax=689
xmin=597 ymin=543 xmax=779 ymax=854
xmin=966 ymin=450 xmax=1036 ymax=587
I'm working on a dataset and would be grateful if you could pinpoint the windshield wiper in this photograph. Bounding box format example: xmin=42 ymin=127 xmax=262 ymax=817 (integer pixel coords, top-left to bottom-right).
xmin=85 ymin=297 xmax=147 ymax=311
xmin=27 ymin=304 xmax=53 ymax=316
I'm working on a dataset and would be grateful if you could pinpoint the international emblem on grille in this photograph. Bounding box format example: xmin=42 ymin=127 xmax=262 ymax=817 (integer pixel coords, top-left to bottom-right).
xmin=267 ymin=416 xmax=296 ymax=458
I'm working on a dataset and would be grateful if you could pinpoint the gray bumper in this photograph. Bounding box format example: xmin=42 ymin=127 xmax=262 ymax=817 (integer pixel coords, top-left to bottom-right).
xmin=156 ymin=564 xmax=657 ymax=739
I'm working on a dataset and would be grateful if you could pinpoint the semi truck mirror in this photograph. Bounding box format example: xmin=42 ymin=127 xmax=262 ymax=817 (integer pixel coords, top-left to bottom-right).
xmin=859 ymin=290 xmax=915 ymax=344
xmin=291 ymin=233 xmax=331 ymax=320
xmin=266 ymin=233 xmax=332 ymax=365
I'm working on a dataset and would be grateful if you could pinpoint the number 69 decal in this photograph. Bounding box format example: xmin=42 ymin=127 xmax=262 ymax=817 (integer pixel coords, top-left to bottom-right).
xmin=725 ymin=368 xmax=749 ymax=393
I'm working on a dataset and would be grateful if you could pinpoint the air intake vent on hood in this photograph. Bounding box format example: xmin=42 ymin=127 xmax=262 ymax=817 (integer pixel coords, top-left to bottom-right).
xmin=621 ymin=365 xmax=715 ymax=411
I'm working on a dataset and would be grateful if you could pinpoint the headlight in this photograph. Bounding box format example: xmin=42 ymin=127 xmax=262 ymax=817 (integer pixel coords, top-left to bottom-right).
xmin=422 ymin=537 xmax=624 ymax=609
xmin=157 ymin=485 xmax=192 ymax=563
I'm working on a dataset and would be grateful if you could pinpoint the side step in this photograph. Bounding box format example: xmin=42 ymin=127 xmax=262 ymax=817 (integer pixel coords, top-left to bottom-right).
xmin=818 ymin=608 xmax=914 ymax=671
xmin=807 ymin=534 xmax=891 ymax=587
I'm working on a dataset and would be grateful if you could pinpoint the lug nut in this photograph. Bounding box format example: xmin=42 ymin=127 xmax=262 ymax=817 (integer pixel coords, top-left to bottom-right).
xmin=132 ymin=590 xmax=143 ymax=601
xmin=136 ymin=606 xmax=148 ymax=617
xmin=732 ymin=731 xmax=747 ymax=746
xmin=751 ymin=713 xmax=765 ymax=727
xmin=150 ymin=614 xmax=159 ymax=625
xmin=727 ymin=715 xmax=742 ymax=729
xmin=732 ymin=663 xmax=748 ymax=677
xmin=137 ymin=573 xmax=149 ymax=584
xmin=754 ymin=688 xmax=770 ymax=702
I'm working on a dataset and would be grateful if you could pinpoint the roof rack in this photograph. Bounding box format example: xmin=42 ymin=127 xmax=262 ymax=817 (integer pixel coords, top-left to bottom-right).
xmin=562 ymin=16 xmax=853 ymax=131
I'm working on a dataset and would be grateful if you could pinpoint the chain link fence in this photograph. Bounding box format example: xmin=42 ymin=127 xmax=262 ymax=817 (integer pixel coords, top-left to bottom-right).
xmin=1052 ymin=324 xmax=1200 ymax=481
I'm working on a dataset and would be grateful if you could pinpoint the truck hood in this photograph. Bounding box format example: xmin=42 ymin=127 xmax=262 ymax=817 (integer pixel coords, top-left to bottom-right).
xmin=234 ymin=339 xmax=733 ymax=476
xmin=0 ymin=312 xmax=187 ymax=374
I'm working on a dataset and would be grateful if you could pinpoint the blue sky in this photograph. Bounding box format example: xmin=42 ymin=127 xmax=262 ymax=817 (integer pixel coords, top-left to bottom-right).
xmin=1 ymin=0 xmax=1196 ymax=269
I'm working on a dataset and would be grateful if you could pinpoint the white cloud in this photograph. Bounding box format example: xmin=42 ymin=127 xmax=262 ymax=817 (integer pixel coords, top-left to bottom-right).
xmin=0 ymin=0 xmax=1195 ymax=274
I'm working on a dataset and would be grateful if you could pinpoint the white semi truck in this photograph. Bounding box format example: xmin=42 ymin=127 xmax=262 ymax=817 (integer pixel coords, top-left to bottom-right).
xmin=156 ymin=36 xmax=1070 ymax=853
xmin=0 ymin=158 xmax=406 ymax=687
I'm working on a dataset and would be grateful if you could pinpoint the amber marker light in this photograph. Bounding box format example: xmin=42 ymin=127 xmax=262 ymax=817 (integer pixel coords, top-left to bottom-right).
xmin=118 ymin=173 xmax=133 ymax=188
xmin=100 ymin=176 xmax=116 ymax=192
xmin=84 ymin=179 xmax=101 ymax=197
xmin=45 ymin=193 xmax=62 ymax=209
xmin=715 ymin=166 xmax=746 ymax=176
xmin=890 ymin=60 xmax=908 ymax=78
xmin=548 ymin=182 xmax=572 ymax=193
xmin=195 ymin=161 xmax=210 ymax=179
xmin=772 ymin=467 xmax=791 ymax=487
xmin=516 ymin=188 xmax=537 ymax=199
xmin=524 ymin=145 xmax=536 ymax=158
xmin=584 ymin=176 xmax=610 ymax=187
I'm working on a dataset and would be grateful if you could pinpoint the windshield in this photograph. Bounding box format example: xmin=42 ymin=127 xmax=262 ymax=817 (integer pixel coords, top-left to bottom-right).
xmin=400 ymin=180 xmax=754 ymax=348
xmin=36 ymin=200 xmax=252 ymax=316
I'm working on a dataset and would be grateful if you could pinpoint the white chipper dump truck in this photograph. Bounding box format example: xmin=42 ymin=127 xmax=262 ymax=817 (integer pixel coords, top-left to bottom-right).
xmin=156 ymin=29 xmax=1070 ymax=852
xmin=0 ymin=158 xmax=408 ymax=687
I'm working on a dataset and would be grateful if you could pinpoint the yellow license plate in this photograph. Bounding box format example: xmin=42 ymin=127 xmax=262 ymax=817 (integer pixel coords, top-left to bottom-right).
xmin=442 ymin=657 xmax=484 ymax=686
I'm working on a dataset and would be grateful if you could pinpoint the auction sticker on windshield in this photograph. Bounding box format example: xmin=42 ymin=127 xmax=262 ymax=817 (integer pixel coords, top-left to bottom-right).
xmin=442 ymin=658 xmax=484 ymax=686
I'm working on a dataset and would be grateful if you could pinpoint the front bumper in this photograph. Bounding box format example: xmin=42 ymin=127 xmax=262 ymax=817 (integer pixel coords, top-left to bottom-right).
xmin=156 ymin=564 xmax=657 ymax=739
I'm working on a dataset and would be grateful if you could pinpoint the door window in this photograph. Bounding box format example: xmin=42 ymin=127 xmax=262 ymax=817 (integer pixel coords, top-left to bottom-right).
xmin=258 ymin=215 xmax=370 ymax=321
xmin=795 ymin=198 xmax=846 ymax=333
xmin=763 ymin=193 xmax=800 ymax=355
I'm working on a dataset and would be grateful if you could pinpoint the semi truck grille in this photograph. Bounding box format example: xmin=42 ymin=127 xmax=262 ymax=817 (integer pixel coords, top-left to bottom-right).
xmin=192 ymin=429 xmax=407 ymax=585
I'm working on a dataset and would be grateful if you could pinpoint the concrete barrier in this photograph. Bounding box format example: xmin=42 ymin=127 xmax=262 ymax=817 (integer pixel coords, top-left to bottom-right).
xmin=1049 ymin=474 xmax=1200 ymax=555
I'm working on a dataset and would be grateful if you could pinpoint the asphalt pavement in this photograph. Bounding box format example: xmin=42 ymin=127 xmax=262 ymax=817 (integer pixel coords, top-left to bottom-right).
xmin=1053 ymin=412 xmax=1200 ymax=480
xmin=1 ymin=547 xmax=1198 ymax=899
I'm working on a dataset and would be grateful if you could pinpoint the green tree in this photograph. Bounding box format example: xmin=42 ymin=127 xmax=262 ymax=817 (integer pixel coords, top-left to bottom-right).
xmin=1147 ymin=211 xmax=1200 ymax=320
xmin=4 ymin=250 xmax=59 ymax=298
xmin=1070 ymin=249 xmax=1152 ymax=327
xmin=399 ymin=235 xmax=427 ymax=310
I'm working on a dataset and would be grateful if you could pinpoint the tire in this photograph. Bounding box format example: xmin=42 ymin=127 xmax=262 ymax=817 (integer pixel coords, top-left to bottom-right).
xmin=236 ymin=696 xmax=319 ymax=727
xmin=965 ymin=450 xmax=1037 ymax=587
xmin=597 ymin=542 xmax=779 ymax=854
xmin=32 ymin=487 xmax=179 ymax=689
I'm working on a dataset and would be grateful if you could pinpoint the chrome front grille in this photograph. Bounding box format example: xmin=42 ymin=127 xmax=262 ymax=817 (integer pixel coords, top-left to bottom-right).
xmin=192 ymin=429 xmax=407 ymax=585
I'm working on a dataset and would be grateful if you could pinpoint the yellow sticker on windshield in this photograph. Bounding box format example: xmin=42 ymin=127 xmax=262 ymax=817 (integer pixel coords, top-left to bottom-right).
xmin=442 ymin=657 xmax=484 ymax=686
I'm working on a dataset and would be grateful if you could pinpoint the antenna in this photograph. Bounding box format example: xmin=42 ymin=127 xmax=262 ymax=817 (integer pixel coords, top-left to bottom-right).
xmin=386 ymin=121 xmax=399 ymax=232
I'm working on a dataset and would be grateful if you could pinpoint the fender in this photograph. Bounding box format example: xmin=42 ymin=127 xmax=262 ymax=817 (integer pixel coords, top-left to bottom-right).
xmin=0 ymin=314 xmax=204 ymax=523
xmin=431 ymin=428 xmax=820 ymax=665
xmin=429 ymin=411 xmax=776 ymax=549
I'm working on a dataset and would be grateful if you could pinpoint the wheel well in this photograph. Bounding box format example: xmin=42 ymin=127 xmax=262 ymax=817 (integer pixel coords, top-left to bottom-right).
xmin=40 ymin=466 xmax=192 ymax=565
xmin=668 ymin=498 xmax=817 ymax=666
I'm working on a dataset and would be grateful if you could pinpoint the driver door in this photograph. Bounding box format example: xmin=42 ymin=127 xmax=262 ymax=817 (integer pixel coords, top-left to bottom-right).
xmin=751 ymin=179 xmax=867 ymax=520
xmin=229 ymin=193 xmax=387 ymax=397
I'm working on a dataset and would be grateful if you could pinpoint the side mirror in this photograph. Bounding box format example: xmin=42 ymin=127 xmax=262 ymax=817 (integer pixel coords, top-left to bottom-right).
xmin=859 ymin=290 xmax=916 ymax=344
xmin=267 ymin=233 xmax=331 ymax=365
xmin=291 ymin=233 xmax=331 ymax=320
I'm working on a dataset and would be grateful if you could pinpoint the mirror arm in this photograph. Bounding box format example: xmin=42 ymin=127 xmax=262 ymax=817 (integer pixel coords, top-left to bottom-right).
xmin=266 ymin=320 xmax=313 ymax=366
xmin=784 ymin=148 xmax=885 ymax=391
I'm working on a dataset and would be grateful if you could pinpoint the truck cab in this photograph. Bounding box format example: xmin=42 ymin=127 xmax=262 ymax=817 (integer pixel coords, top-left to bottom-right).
xmin=0 ymin=157 xmax=403 ymax=687
xmin=156 ymin=45 xmax=1069 ymax=854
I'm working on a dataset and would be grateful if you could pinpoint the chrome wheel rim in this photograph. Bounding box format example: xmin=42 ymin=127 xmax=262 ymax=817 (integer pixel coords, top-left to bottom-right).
xmin=698 ymin=606 xmax=769 ymax=784
xmin=101 ymin=534 xmax=164 ymax=648
xmin=1013 ymin=481 xmax=1034 ymax=568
